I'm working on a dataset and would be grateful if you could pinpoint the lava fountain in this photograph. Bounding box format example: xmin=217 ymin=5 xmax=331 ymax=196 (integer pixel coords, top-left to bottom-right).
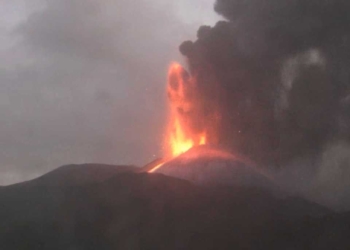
xmin=166 ymin=62 xmax=208 ymax=157
xmin=148 ymin=62 xmax=210 ymax=172
xmin=145 ymin=63 xmax=274 ymax=192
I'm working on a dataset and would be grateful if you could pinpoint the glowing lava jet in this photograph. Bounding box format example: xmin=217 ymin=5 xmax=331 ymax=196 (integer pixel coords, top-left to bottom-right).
xmin=142 ymin=63 xmax=277 ymax=190
xmin=146 ymin=64 xmax=274 ymax=193
xmin=149 ymin=62 xmax=208 ymax=173
xmin=166 ymin=62 xmax=207 ymax=157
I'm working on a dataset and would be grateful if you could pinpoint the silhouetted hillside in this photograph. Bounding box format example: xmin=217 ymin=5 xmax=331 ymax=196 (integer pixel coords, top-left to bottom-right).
xmin=0 ymin=164 xmax=349 ymax=250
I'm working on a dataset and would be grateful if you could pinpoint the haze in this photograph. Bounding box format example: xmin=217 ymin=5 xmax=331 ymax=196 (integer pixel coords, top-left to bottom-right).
xmin=0 ymin=0 xmax=220 ymax=185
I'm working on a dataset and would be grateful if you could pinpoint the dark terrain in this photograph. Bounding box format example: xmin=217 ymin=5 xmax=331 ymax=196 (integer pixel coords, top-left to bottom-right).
xmin=1 ymin=163 xmax=350 ymax=250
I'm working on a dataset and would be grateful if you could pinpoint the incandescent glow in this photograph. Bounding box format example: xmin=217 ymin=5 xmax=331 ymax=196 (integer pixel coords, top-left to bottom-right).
xmin=148 ymin=62 xmax=214 ymax=173
xmin=148 ymin=162 xmax=164 ymax=173
xmin=169 ymin=118 xmax=207 ymax=157
xmin=166 ymin=62 xmax=207 ymax=158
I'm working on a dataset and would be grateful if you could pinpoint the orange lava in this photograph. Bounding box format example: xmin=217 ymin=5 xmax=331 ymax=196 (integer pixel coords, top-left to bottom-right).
xmin=169 ymin=117 xmax=207 ymax=157
xmin=166 ymin=62 xmax=207 ymax=158
xmin=148 ymin=62 xmax=212 ymax=173
xmin=148 ymin=162 xmax=165 ymax=173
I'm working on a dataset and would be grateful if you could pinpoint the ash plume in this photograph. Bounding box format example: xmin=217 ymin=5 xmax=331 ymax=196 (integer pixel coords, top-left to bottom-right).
xmin=179 ymin=0 xmax=350 ymax=167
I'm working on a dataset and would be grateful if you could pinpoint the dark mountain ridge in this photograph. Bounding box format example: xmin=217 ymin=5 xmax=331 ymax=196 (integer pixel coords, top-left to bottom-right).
xmin=0 ymin=163 xmax=349 ymax=250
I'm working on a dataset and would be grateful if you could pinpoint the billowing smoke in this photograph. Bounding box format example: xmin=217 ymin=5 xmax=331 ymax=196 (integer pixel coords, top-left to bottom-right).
xmin=179 ymin=0 xmax=350 ymax=166
xmin=178 ymin=0 xmax=350 ymax=210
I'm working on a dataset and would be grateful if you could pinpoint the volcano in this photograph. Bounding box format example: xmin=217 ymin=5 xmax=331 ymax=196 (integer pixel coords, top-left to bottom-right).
xmin=1 ymin=163 xmax=349 ymax=250
xmin=2 ymin=0 xmax=350 ymax=248
xmin=147 ymin=146 xmax=276 ymax=192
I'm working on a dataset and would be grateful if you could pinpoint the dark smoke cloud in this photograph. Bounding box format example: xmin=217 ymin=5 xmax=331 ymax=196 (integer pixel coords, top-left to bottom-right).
xmin=215 ymin=0 xmax=350 ymax=58
xmin=179 ymin=0 xmax=350 ymax=168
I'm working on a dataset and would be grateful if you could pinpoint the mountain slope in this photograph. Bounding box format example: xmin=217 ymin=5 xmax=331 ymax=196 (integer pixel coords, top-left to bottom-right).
xmin=0 ymin=163 xmax=349 ymax=250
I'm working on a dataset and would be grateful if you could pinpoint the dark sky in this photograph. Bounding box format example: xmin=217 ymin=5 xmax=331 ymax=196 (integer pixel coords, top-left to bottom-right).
xmin=0 ymin=0 xmax=220 ymax=185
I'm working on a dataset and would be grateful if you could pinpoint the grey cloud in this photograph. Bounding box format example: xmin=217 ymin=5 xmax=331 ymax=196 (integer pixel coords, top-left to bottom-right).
xmin=0 ymin=0 xmax=216 ymax=185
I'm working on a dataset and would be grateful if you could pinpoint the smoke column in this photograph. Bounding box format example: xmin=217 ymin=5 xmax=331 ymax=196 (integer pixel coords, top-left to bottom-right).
xmin=176 ymin=0 xmax=350 ymax=210
xmin=179 ymin=0 xmax=350 ymax=167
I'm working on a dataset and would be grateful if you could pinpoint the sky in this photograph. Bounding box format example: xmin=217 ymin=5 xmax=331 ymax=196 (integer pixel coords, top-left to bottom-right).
xmin=0 ymin=0 xmax=221 ymax=185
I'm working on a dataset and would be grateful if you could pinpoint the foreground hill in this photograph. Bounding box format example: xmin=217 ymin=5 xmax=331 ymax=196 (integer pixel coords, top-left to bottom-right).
xmin=0 ymin=163 xmax=349 ymax=250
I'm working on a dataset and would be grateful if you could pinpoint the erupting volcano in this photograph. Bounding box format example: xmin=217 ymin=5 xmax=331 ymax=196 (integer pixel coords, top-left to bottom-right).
xmin=145 ymin=62 xmax=273 ymax=193
xmin=149 ymin=62 xmax=215 ymax=173
xmin=143 ymin=59 xmax=276 ymax=190
xmin=165 ymin=62 xmax=208 ymax=157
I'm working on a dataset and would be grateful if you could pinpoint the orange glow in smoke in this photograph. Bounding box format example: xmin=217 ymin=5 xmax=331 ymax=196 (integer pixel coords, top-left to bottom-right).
xmin=169 ymin=117 xmax=207 ymax=157
xmin=166 ymin=62 xmax=207 ymax=158
xmin=148 ymin=62 xmax=209 ymax=173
